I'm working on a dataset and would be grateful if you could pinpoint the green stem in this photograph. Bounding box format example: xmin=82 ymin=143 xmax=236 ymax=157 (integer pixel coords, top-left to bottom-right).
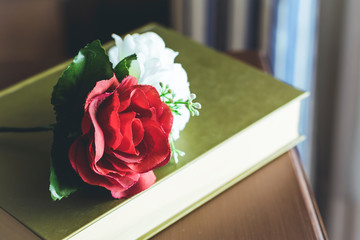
xmin=165 ymin=101 xmax=188 ymax=105
xmin=174 ymin=101 xmax=188 ymax=104
xmin=0 ymin=124 xmax=55 ymax=133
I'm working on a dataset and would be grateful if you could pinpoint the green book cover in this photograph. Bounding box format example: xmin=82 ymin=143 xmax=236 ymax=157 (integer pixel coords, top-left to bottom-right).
xmin=0 ymin=24 xmax=305 ymax=239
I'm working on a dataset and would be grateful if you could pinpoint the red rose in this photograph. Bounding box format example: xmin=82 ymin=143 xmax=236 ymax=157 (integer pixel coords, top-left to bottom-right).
xmin=69 ymin=74 xmax=173 ymax=198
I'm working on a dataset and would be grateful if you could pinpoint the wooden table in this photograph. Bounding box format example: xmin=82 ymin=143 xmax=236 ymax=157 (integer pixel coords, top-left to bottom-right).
xmin=152 ymin=52 xmax=327 ymax=240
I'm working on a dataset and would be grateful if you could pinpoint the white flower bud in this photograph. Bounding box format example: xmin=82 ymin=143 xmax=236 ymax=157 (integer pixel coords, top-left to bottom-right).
xmin=193 ymin=102 xmax=201 ymax=109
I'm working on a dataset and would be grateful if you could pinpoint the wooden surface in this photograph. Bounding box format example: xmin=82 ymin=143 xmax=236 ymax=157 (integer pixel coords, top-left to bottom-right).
xmin=153 ymin=52 xmax=327 ymax=240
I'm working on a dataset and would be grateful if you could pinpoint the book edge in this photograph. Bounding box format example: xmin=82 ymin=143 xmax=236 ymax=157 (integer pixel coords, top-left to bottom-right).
xmin=141 ymin=136 xmax=305 ymax=239
xmin=0 ymin=60 xmax=71 ymax=99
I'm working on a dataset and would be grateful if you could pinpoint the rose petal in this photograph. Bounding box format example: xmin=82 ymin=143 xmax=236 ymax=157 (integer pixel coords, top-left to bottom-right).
xmin=70 ymin=142 xmax=141 ymax=193
xmin=69 ymin=137 xmax=114 ymax=190
xmin=108 ymin=172 xmax=140 ymax=189
xmin=87 ymin=138 xmax=112 ymax=177
xmin=116 ymin=76 xmax=138 ymax=112
xmin=107 ymin=154 xmax=140 ymax=172
xmin=117 ymin=112 xmax=137 ymax=154
xmin=111 ymin=142 xmax=146 ymax=164
xmin=85 ymin=74 xmax=119 ymax=110
xmin=129 ymin=88 xmax=152 ymax=117
xmin=86 ymin=94 xmax=110 ymax=162
xmin=135 ymin=85 xmax=163 ymax=113
xmin=117 ymin=76 xmax=137 ymax=95
xmin=110 ymin=171 xmax=156 ymax=199
xmin=127 ymin=119 xmax=170 ymax=173
xmin=159 ymin=102 xmax=173 ymax=136
xmin=132 ymin=118 xmax=144 ymax=146
xmin=132 ymin=85 xmax=173 ymax=135
xmin=117 ymin=90 xmax=131 ymax=112
xmin=97 ymin=91 xmax=123 ymax=150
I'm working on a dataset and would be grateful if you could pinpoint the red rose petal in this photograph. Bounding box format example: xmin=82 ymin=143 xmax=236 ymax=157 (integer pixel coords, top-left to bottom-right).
xmin=97 ymin=91 xmax=123 ymax=150
xmin=69 ymin=137 xmax=114 ymax=190
xmin=159 ymin=102 xmax=173 ymax=136
xmin=133 ymin=85 xmax=173 ymax=136
xmin=81 ymin=116 xmax=91 ymax=135
xmin=117 ymin=112 xmax=137 ymax=154
xmin=110 ymin=171 xmax=156 ymax=199
xmin=117 ymin=90 xmax=131 ymax=112
xmin=87 ymin=94 xmax=110 ymax=162
xmin=130 ymin=88 xmax=151 ymax=117
xmin=111 ymin=142 xmax=146 ymax=164
xmin=70 ymin=140 xmax=140 ymax=193
xmin=93 ymin=157 xmax=115 ymax=175
xmin=111 ymin=151 xmax=143 ymax=163
xmin=117 ymin=76 xmax=137 ymax=112
xmin=107 ymin=155 xmax=136 ymax=173
xmin=117 ymin=76 xmax=137 ymax=94
xmin=85 ymin=75 xmax=119 ymax=110
xmin=86 ymin=138 xmax=112 ymax=177
xmin=108 ymin=172 xmax=140 ymax=189
xmin=127 ymin=119 xmax=170 ymax=173
xmin=135 ymin=85 xmax=163 ymax=111
xmin=132 ymin=118 xmax=144 ymax=146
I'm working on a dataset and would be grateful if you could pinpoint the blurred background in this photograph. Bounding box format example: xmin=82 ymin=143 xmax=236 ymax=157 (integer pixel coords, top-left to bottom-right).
xmin=0 ymin=0 xmax=358 ymax=239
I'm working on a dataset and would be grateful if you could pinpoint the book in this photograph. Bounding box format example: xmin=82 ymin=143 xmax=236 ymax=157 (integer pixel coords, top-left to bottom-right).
xmin=0 ymin=23 xmax=306 ymax=240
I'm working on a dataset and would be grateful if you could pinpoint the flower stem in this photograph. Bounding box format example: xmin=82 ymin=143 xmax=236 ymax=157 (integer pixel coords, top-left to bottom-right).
xmin=0 ymin=124 xmax=55 ymax=133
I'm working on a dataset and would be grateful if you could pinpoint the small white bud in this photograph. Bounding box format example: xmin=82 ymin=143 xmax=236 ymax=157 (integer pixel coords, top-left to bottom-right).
xmin=178 ymin=150 xmax=185 ymax=157
xmin=193 ymin=102 xmax=201 ymax=109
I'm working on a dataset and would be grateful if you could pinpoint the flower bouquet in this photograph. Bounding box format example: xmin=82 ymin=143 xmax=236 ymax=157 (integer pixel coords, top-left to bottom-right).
xmin=1 ymin=32 xmax=200 ymax=201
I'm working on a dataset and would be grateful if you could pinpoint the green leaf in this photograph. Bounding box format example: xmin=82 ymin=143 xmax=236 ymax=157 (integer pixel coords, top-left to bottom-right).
xmin=49 ymin=160 xmax=77 ymax=201
xmin=50 ymin=40 xmax=114 ymax=199
xmin=114 ymin=54 xmax=137 ymax=81
xmin=50 ymin=125 xmax=82 ymax=198
xmin=51 ymin=40 xmax=114 ymax=132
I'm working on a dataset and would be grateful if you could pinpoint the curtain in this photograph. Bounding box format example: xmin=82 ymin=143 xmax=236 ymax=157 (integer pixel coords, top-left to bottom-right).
xmin=316 ymin=0 xmax=360 ymax=239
